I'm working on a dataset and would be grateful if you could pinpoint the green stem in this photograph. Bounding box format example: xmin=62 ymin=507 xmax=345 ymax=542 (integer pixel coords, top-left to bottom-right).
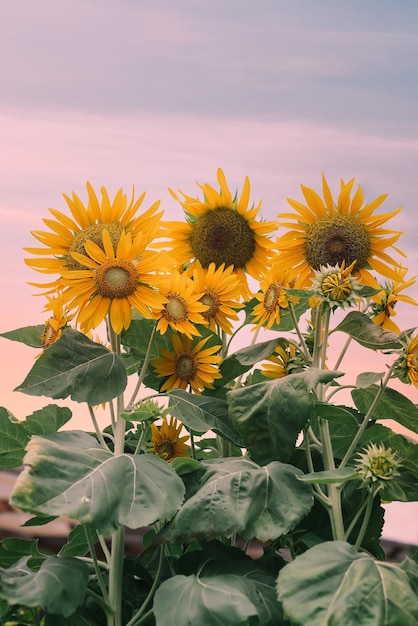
xmin=319 ymin=417 xmax=345 ymax=540
xmin=126 ymin=323 xmax=157 ymax=411
xmin=125 ymin=545 xmax=165 ymax=626
xmin=88 ymin=405 xmax=111 ymax=450
xmin=354 ymin=489 xmax=377 ymax=550
xmin=333 ymin=335 xmax=352 ymax=371
xmin=134 ymin=422 xmax=150 ymax=455
xmin=288 ymin=301 xmax=312 ymax=363
xmin=84 ymin=526 xmax=111 ymax=607
xmin=128 ymin=609 xmax=154 ymax=626
xmin=189 ymin=430 xmax=197 ymax=459
xmin=340 ymin=361 xmax=396 ymax=469
xmin=344 ymin=494 xmax=369 ymax=541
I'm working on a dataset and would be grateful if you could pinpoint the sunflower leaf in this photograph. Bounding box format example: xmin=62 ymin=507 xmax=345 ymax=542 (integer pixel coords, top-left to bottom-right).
xmin=0 ymin=555 xmax=89 ymax=618
xmin=15 ymin=328 xmax=127 ymax=404
xmin=10 ymin=431 xmax=185 ymax=536
xmin=158 ymin=457 xmax=313 ymax=543
xmin=0 ymin=325 xmax=44 ymax=348
xmin=228 ymin=369 xmax=343 ymax=464
xmin=352 ymin=385 xmax=418 ymax=434
xmin=277 ymin=542 xmax=418 ymax=625
xmin=0 ymin=407 xmax=30 ymax=469
xmin=333 ymin=310 xmax=401 ymax=350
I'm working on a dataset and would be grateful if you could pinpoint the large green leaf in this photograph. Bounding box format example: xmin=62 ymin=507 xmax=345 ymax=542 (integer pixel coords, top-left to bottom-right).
xmin=11 ymin=431 xmax=185 ymax=535
xmin=0 ymin=407 xmax=30 ymax=468
xmin=277 ymin=541 xmax=418 ymax=625
xmin=167 ymin=389 xmax=244 ymax=446
xmin=333 ymin=310 xmax=401 ymax=350
xmin=153 ymin=572 xmax=257 ymax=626
xmin=15 ymin=328 xmax=127 ymax=405
xmin=0 ymin=555 xmax=89 ymax=618
xmin=228 ymin=369 xmax=342 ymax=464
xmin=0 ymin=405 xmax=73 ymax=469
xmin=0 ymin=325 xmax=44 ymax=348
xmin=0 ymin=538 xmax=45 ymax=570
xmin=352 ymin=385 xmax=418 ymax=434
xmin=159 ymin=457 xmax=312 ymax=543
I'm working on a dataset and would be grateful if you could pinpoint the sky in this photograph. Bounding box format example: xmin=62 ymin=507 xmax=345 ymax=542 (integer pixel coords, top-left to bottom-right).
xmin=0 ymin=0 xmax=417 ymax=542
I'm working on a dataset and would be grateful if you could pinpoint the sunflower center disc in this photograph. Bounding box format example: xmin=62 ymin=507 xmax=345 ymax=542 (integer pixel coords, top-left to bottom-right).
xmin=96 ymin=263 xmax=137 ymax=298
xmin=190 ymin=207 xmax=256 ymax=269
xmin=305 ymin=215 xmax=371 ymax=271
xmin=68 ymin=223 xmax=123 ymax=270
xmin=157 ymin=442 xmax=175 ymax=460
xmin=175 ymin=354 xmax=196 ymax=379
xmin=264 ymin=284 xmax=280 ymax=311
xmin=200 ymin=291 xmax=219 ymax=318
xmin=165 ymin=295 xmax=188 ymax=321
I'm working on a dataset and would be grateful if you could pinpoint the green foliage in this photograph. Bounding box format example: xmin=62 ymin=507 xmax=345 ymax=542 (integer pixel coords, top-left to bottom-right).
xmin=15 ymin=328 xmax=127 ymax=404
xmin=277 ymin=541 xmax=418 ymax=625
xmin=0 ymin=325 xmax=45 ymax=348
xmin=333 ymin=310 xmax=402 ymax=350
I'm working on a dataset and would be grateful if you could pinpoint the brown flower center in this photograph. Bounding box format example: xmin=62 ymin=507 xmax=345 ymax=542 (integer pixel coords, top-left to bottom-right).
xmin=95 ymin=262 xmax=137 ymax=298
xmin=175 ymin=353 xmax=197 ymax=379
xmin=200 ymin=290 xmax=220 ymax=319
xmin=164 ymin=295 xmax=188 ymax=321
xmin=68 ymin=223 xmax=123 ymax=270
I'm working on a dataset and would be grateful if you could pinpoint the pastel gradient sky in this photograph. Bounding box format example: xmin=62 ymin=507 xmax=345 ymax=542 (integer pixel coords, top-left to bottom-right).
xmin=0 ymin=0 xmax=417 ymax=541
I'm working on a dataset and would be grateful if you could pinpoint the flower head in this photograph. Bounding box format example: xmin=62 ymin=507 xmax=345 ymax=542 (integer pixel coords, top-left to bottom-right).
xmin=152 ymin=333 xmax=222 ymax=394
xmin=150 ymin=416 xmax=189 ymax=462
xmin=192 ymin=261 xmax=244 ymax=334
xmin=153 ymin=271 xmax=207 ymax=339
xmin=25 ymin=183 xmax=163 ymax=289
xmin=310 ymin=260 xmax=363 ymax=309
xmin=276 ymin=175 xmax=404 ymax=288
xmin=165 ymin=169 xmax=277 ymax=295
xmin=371 ymin=268 xmax=417 ymax=333
xmin=261 ymin=341 xmax=305 ymax=379
xmin=394 ymin=332 xmax=418 ymax=388
xmin=39 ymin=292 xmax=73 ymax=351
xmin=61 ymin=229 xmax=167 ymax=334
xmin=355 ymin=443 xmax=402 ymax=487
xmin=251 ymin=264 xmax=291 ymax=330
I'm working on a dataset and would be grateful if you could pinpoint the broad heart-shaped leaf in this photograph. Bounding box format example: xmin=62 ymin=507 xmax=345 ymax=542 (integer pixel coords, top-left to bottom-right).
xmin=228 ymin=369 xmax=342 ymax=464
xmin=158 ymin=457 xmax=313 ymax=543
xmin=333 ymin=310 xmax=401 ymax=350
xmin=167 ymin=389 xmax=244 ymax=447
xmin=10 ymin=431 xmax=185 ymax=536
xmin=277 ymin=541 xmax=418 ymax=626
xmin=15 ymin=328 xmax=127 ymax=405
xmin=352 ymin=385 xmax=418 ymax=434
xmin=0 ymin=325 xmax=44 ymax=348
xmin=0 ymin=538 xmax=46 ymax=570
xmin=153 ymin=572 xmax=257 ymax=626
xmin=0 ymin=407 xmax=30 ymax=468
xmin=0 ymin=404 xmax=72 ymax=469
xmin=0 ymin=555 xmax=89 ymax=618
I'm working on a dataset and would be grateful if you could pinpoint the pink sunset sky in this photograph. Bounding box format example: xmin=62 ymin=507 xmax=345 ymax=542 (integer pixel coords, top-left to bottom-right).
xmin=0 ymin=0 xmax=417 ymax=542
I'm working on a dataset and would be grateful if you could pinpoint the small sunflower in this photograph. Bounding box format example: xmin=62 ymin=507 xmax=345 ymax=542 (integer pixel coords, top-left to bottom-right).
xmin=191 ymin=261 xmax=244 ymax=334
xmin=394 ymin=332 xmax=418 ymax=388
xmin=149 ymin=416 xmax=190 ymax=462
xmin=25 ymin=182 xmax=163 ymax=288
xmin=61 ymin=229 xmax=167 ymax=334
xmin=152 ymin=333 xmax=222 ymax=394
xmin=165 ymin=169 xmax=277 ymax=295
xmin=371 ymin=268 xmax=417 ymax=333
xmin=39 ymin=292 xmax=73 ymax=351
xmin=310 ymin=260 xmax=363 ymax=309
xmin=251 ymin=264 xmax=290 ymax=330
xmin=355 ymin=443 xmax=402 ymax=488
xmin=276 ymin=175 xmax=404 ymax=288
xmin=153 ymin=271 xmax=207 ymax=339
xmin=261 ymin=341 xmax=304 ymax=379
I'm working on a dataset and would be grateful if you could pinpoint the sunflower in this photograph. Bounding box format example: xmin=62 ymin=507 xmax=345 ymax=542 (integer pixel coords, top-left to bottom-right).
xmin=60 ymin=228 xmax=168 ymax=334
xmin=149 ymin=416 xmax=190 ymax=462
xmin=251 ymin=263 xmax=290 ymax=330
xmin=165 ymin=168 xmax=277 ymax=295
xmin=310 ymin=260 xmax=363 ymax=310
xmin=276 ymin=175 xmax=404 ymax=288
xmin=261 ymin=341 xmax=304 ymax=379
xmin=371 ymin=268 xmax=417 ymax=333
xmin=191 ymin=261 xmax=244 ymax=334
xmin=153 ymin=271 xmax=207 ymax=339
xmin=406 ymin=334 xmax=418 ymax=387
xmin=25 ymin=182 xmax=163 ymax=288
xmin=152 ymin=333 xmax=222 ymax=394
xmin=39 ymin=292 xmax=73 ymax=352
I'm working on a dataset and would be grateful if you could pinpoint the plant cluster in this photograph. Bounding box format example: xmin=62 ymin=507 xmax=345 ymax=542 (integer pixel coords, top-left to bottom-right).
xmin=1 ymin=170 xmax=418 ymax=625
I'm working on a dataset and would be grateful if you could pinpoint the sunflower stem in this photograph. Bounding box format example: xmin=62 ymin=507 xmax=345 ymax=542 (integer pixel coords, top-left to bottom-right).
xmin=126 ymin=323 xmax=157 ymax=411
xmin=125 ymin=545 xmax=165 ymax=626
xmin=88 ymin=404 xmax=111 ymax=451
xmin=353 ymin=489 xmax=376 ymax=551
xmin=339 ymin=361 xmax=396 ymax=469
xmin=289 ymin=301 xmax=312 ymax=363
xmin=84 ymin=526 xmax=111 ymax=607
xmin=333 ymin=335 xmax=352 ymax=371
